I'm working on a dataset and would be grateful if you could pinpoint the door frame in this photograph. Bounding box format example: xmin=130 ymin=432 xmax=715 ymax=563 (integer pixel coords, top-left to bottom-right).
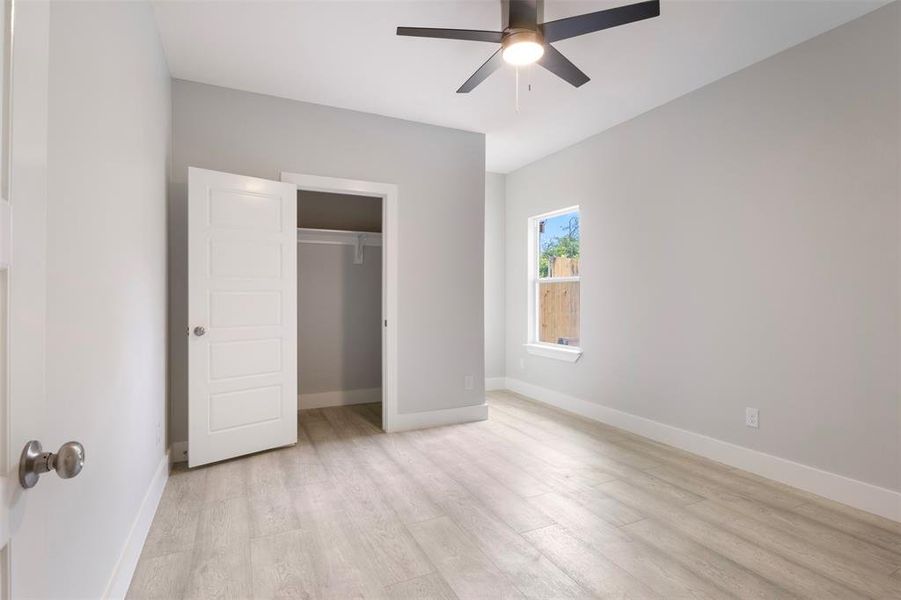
xmin=280 ymin=172 xmax=399 ymax=432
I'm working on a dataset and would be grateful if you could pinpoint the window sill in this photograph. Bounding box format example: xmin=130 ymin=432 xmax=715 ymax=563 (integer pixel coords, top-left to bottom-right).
xmin=524 ymin=343 xmax=582 ymax=363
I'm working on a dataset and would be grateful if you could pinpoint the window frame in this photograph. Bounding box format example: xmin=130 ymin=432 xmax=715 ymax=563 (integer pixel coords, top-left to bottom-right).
xmin=525 ymin=206 xmax=583 ymax=362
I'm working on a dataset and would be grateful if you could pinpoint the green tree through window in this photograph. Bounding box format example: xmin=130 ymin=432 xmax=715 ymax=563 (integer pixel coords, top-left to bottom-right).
xmin=539 ymin=214 xmax=580 ymax=278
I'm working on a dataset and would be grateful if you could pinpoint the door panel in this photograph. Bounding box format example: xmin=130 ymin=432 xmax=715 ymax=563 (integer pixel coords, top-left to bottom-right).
xmin=209 ymin=189 xmax=283 ymax=230
xmin=209 ymin=239 xmax=282 ymax=279
xmin=209 ymin=338 xmax=282 ymax=380
xmin=209 ymin=386 xmax=282 ymax=432
xmin=210 ymin=291 xmax=281 ymax=328
xmin=188 ymin=168 xmax=297 ymax=467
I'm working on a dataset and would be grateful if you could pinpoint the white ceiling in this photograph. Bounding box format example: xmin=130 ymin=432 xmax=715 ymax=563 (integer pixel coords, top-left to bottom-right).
xmin=152 ymin=0 xmax=885 ymax=173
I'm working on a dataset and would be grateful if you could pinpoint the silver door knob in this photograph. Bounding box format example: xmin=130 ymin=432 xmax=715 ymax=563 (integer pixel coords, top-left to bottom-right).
xmin=193 ymin=326 xmax=206 ymax=336
xmin=19 ymin=440 xmax=85 ymax=489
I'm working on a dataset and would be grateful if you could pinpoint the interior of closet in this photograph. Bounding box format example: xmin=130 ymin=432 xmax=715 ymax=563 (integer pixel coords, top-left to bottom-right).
xmin=297 ymin=189 xmax=383 ymax=417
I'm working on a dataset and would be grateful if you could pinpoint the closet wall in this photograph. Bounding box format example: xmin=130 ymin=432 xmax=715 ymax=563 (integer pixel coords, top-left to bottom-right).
xmin=297 ymin=191 xmax=382 ymax=408
xmin=298 ymin=245 xmax=381 ymax=405
xmin=300 ymin=190 xmax=381 ymax=232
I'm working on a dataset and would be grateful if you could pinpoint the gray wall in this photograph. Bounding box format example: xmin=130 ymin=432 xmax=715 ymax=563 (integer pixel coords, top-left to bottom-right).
xmin=298 ymin=243 xmax=382 ymax=394
xmin=46 ymin=1 xmax=170 ymax=595
xmin=505 ymin=3 xmax=900 ymax=491
xmin=299 ymin=190 xmax=382 ymax=232
xmin=170 ymin=80 xmax=485 ymax=442
xmin=485 ymin=172 xmax=507 ymax=379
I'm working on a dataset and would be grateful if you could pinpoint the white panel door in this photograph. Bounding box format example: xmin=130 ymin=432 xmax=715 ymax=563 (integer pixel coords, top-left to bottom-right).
xmin=188 ymin=167 xmax=297 ymax=467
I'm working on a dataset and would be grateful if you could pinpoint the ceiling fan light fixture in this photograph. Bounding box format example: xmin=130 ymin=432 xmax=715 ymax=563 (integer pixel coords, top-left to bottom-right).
xmin=502 ymin=31 xmax=544 ymax=66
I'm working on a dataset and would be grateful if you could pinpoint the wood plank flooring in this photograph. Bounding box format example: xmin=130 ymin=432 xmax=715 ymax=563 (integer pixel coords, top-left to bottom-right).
xmin=128 ymin=391 xmax=901 ymax=599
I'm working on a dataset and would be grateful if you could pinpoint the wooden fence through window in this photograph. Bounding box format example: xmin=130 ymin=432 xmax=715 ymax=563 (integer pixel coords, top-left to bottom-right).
xmin=539 ymin=257 xmax=580 ymax=345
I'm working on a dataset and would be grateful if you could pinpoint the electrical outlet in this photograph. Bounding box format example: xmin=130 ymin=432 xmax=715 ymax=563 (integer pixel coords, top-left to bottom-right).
xmin=464 ymin=375 xmax=474 ymax=390
xmin=156 ymin=420 xmax=162 ymax=445
xmin=745 ymin=407 xmax=759 ymax=429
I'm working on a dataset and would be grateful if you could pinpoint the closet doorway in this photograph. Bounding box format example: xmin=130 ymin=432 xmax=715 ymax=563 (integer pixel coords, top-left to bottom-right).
xmin=281 ymin=172 xmax=398 ymax=432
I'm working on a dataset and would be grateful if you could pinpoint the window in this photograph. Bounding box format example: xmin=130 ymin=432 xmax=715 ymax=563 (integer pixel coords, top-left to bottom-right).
xmin=527 ymin=207 xmax=582 ymax=362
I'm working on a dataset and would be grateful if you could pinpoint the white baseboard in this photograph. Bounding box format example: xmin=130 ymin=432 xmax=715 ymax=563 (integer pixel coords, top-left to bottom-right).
xmin=169 ymin=441 xmax=188 ymax=464
xmin=485 ymin=377 xmax=506 ymax=391
xmin=102 ymin=452 xmax=170 ymax=599
xmin=502 ymin=377 xmax=901 ymax=523
xmin=386 ymin=402 xmax=488 ymax=433
xmin=299 ymin=387 xmax=382 ymax=410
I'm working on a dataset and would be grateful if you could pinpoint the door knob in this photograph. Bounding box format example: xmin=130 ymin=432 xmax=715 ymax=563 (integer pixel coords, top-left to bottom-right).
xmin=19 ymin=440 xmax=85 ymax=489
xmin=193 ymin=326 xmax=206 ymax=336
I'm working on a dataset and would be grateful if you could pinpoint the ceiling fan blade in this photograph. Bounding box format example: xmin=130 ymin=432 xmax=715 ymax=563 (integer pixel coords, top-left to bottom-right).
xmin=396 ymin=27 xmax=503 ymax=43
xmin=506 ymin=0 xmax=541 ymax=29
xmin=541 ymin=0 xmax=660 ymax=43
xmin=457 ymin=49 xmax=504 ymax=93
xmin=537 ymin=44 xmax=590 ymax=87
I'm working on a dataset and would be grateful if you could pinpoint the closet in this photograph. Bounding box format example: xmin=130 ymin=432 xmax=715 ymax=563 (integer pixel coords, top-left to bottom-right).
xmin=296 ymin=189 xmax=383 ymax=416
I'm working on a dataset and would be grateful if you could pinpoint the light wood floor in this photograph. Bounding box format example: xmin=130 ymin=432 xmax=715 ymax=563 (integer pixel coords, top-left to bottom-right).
xmin=128 ymin=391 xmax=901 ymax=599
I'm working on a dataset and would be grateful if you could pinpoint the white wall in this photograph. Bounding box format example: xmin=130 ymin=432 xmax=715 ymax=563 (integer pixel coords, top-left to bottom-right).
xmin=505 ymin=4 xmax=900 ymax=494
xmin=298 ymin=243 xmax=382 ymax=395
xmin=169 ymin=80 xmax=485 ymax=442
xmin=45 ymin=1 xmax=170 ymax=597
xmin=485 ymin=172 xmax=506 ymax=380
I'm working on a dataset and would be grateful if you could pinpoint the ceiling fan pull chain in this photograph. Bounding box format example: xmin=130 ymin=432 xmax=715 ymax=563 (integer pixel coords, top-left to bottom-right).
xmin=515 ymin=65 xmax=520 ymax=113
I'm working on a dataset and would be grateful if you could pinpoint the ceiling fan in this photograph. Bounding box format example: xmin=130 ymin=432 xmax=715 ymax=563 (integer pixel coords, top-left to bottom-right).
xmin=397 ymin=0 xmax=660 ymax=93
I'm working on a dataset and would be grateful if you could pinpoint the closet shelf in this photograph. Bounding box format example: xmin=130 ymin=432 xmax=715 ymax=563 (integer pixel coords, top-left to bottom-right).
xmin=297 ymin=228 xmax=382 ymax=264
xmin=296 ymin=227 xmax=382 ymax=245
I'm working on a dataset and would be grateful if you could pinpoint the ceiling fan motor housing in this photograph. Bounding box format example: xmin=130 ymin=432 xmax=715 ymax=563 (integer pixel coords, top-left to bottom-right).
xmin=502 ymin=28 xmax=543 ymax=48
